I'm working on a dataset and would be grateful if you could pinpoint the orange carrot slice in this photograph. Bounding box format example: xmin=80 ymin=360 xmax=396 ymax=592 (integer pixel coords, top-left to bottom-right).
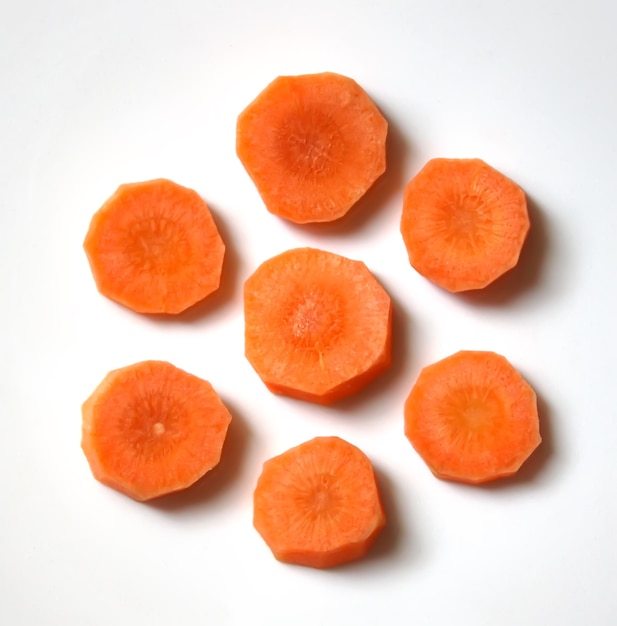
xmin=400 ymin=158 xmax=529 ymax=292
xmin=236 ymin=72 xmax=388 ymax=223
xmin=404 ymin=350 xmax=541 ymax=484
xmin=244 ymin=247 xmax=392 ymax=405
xmin=81 ymin=360 xmax=232 ymax=501
xmin=83 ymin=178 xmax=225 ymax=314
xmin=253 ymin=436 xmax=386 ymax=568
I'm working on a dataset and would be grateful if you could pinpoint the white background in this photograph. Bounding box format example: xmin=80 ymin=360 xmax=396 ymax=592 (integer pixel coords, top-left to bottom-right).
xmin=2 ymin=1 xmax=616 ymax=624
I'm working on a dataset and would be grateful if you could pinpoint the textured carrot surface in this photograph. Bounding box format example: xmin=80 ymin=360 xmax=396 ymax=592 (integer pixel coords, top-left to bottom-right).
xmin=84 ymin=178 xmax=225 ymax=314
xmin=404 ymin=350 xmax=541 ymax=484
xmin=400 ymin=158 xmax=529 ymax=292
xmin=81 ymin=360 xmax=232 ymax=501
xmin=244 ymin=247 xmax=392 ymax=404
xmin=237 ymin=72 xmax=387 ymax=223
xmin=253 ymin=436 xmax=385 ymax=568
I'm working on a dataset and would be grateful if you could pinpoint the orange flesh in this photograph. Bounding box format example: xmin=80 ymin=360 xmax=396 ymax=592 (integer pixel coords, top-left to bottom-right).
xmin=244 ymin=247 xmax=392 ymax=404
xmin=81 ymin=360 xmax=232 ymax=501
xmin=236 ymin=72 xmax=388 ymax=223
xmin=400 ymin=158 xmax=529 ymax=292
xmin=404 ymin=351 xmax=541 ymax=484
xmin=84 ymin=178 xmax=225 ymax=314
xmin=253 ymin=436 xmax=385 ymax=568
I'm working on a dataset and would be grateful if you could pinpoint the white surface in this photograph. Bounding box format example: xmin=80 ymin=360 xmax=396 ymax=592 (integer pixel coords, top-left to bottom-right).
xmin=2 ymin=0 xmax=616 ymax=624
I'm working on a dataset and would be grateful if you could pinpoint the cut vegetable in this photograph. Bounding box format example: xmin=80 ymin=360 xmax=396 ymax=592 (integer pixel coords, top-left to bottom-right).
xmin=81 ymin=360 xmax=232 ymax=501
xmin=244 ymin=247 xmax=392 ymax=405
xmin=253 ymin=436 xmax=385 ymax=569
xmin=400 ymin=158 xmax=529 ymax=292
xmin=84 ymin=178 xmax=225 ymax=314
xmin=404 ymin=350 xmax=541 ymax=484
xmin=236 ymin=72 xmax=388 ymax=223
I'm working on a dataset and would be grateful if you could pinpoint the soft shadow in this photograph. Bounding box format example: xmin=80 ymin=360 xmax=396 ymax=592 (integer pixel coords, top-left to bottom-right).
xmin=281 ymin=108 xmax=413 ymax=237
xmin=323 ymin=463 xmax=408 ymax=573
xmin=144 ymin=204 xmax=242 ymax=324
xmin=459 ymin=194 xmax=551 ymax=306
xmin=146 ymin=399 xmax=251 ymax=511
xmin=357 ymin=463 xmax=404 ymax=564
xmin=328 ymin=286 xmax=412 ymax=415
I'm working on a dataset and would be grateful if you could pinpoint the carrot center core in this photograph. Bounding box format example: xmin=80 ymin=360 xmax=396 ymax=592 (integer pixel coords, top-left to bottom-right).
xmin=278 ymin=110 xmax=344 ymax=179
xmin=305 ymin=473 xmax=339 ymax=517
xmin=284 ymin=288 xmax=342 ymax=351
xmin=120 ymin=391 xmax=186 ymax=460
xmin=129 ymin=217 xmax=189 ymax=273
xmin=455 ymin=388 xmax=504 ymax=433
xmin=446 ymin=194 xmax=493 ymax=247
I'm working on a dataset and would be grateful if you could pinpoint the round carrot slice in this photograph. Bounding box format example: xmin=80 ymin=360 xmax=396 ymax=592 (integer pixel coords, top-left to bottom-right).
xmin=236 ymin=72 xmax=388 ymax=223
xmin=244 ymin=247 xmax=392 ymax=405
xmin=81 ymin=360 xmax=232 ymax=501
xmin=253 ymin=436 xmax=386 ymax=569
xmin=400 ymin=158 xmax=529 ymax=292
xmin=404 ymin=350 xmax=541 ymax=484
xmin=83 ymin=178 xmax=225 ymax=314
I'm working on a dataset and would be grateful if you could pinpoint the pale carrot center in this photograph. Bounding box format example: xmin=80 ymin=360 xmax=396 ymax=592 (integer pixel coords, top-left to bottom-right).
xmin=284 ymin=288 xmax=342 ymax=351
xmin=293 ymin=472 xmax=341 ymax=525
xmin=311 ymin=474 xmax=338 ymax=514
xmin=278 ymin=110 xmax=344 ymax=178
xmin=128 ymin=217 xmax=189 ymax=273
xmin=120 ymin=391 xmax=184 ymax=459
xmin=451 ymin=387 xmax=505 ymax=437
xmin=446 ymin=194 xmax=494 ymax=247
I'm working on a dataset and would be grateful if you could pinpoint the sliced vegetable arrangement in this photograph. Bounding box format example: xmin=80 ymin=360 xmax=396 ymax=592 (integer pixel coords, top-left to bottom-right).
xmin=81 ymin=70 xmax=543 ymax=568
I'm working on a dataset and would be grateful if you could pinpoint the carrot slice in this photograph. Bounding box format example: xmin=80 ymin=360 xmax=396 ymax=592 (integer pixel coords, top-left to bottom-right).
xmin=236 ymin=72 xmax=388 ymax=223
xmin=244 ymin=247 xmax=392 ymax=405
xmin=83 ymin=178 xmax=225 ymax=314
xmin=253 ymin=436 xmax=386 ymax=569
xmin=400 ymin=158 xmax=529 ymax=292
xmin=81 ymin=360 xmax=232 ymax=501
xmin=404 ymin=350 xmax=541 ymax=484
